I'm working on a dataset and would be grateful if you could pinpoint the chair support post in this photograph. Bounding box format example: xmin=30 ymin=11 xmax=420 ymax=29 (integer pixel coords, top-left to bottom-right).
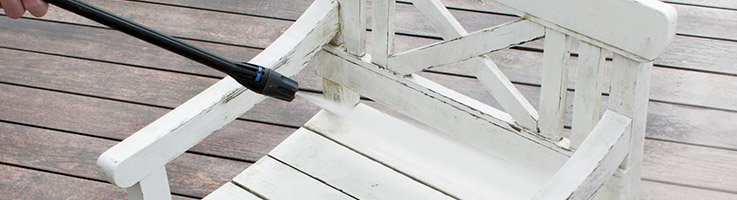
xmin=126 ymin=167 xmax=171 ymax=200
xmin=596 ymin=54 xmax=653 ymax=199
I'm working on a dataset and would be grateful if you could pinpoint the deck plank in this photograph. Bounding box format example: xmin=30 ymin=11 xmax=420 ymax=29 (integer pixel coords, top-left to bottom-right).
xmin=147 ymin=0 xmax=312 ymax=20
xmin=37 ymin=0 xmax=291 ymax=47
xmin=269 ymin=128 xmax=454 ymax=199
xmin=0 ymin=47 xmax=218 ymax=107
xmin=0 ymin=164 xmax=128 ymax=199
xmin=0 ymin=17 xmax=245 ymax=77
xmin=0 ymin=121 xmax=247 ymax=198
xmin=668 ymin=0 xmax=737 ymax=9
xmin=657 ymin=35 xmax=737 ymax=75
xmin=643 ymin=140 xmax=737 ymax=193
xmin=671 ymin=4 xmax=737 ymax=40
xmin=232 ymin=156 xmax=353 ymax=200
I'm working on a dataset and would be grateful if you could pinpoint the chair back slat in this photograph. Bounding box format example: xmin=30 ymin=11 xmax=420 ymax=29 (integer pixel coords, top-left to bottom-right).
xmin=538 ymin=28 xmax=572 ymax=141
xmin=570 ymin=42 xmax=607 ymax=149
xmin=370 ymin=0 xmax=395 ymax=67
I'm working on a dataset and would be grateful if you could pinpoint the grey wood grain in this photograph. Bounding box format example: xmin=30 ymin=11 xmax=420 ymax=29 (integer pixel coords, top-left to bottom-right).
xmin=0 ymin=122 xmax=247 ymax=198
xmin=641 ymin=180 xmax=737 ymax=200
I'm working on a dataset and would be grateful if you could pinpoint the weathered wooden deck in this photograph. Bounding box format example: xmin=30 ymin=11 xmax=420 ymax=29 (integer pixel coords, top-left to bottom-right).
xmin=0 ymin=0 xmax=735 ymax=199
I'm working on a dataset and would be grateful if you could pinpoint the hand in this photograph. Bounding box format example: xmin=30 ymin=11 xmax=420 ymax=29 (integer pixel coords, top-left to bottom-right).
xmin=1 ymin=0 xmax=49 ymax=19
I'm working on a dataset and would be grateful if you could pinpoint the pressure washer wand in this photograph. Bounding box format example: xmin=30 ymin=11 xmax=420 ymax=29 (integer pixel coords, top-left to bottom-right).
xmin=44 ymin=0 xmax=298 ymax=102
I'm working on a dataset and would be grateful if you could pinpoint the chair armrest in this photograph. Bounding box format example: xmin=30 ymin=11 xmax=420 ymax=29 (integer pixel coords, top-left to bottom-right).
xmin=96 ymin=77 xmax=264 ymax=188
xmin=534 ymin=110 xmax=632 ymax=200
xmin=96 ymin=0 xmax=340 ymax=188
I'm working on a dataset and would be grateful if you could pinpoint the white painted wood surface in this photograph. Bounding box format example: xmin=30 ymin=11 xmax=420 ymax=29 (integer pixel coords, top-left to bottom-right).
xmin=468 ymin=57 xmax=539 ymax=131
xmin=96 ymin=0 xmax=340 ymax=189
xmin=97 ymin=76 xmax=259 ymax=188
xmin=598 ymin=54 xmax=654 ymax=200
xmin=538 ymin=28 xmax=571 ymax=140
xmin=388 ymin=19 xmax=544 ymax=75
xmin=570 ymin=42 xmax=607 ymax=149
xmin=337 ymin=0 xmax=366 ymax=56
xmin=306 ymin=104 xmax=554 ymax=199
xmin=322 ymin=78 xmax=360 ymax=106
xmin=612 ymin=56 xmax=653 ymax=170
xmin=412 ymin=0 xmax=539 ymax=130
xmin=481 ymin=0 xmax=677 ymax=61
xmin=317 ymin=46 xmax=570 ymax=172
xmin=371 ymin=0 xmax=395 ymax=67
xmin=232 ymin=156 xmax=353 ymax=200
xmin=203 ymin=182 xmax=261 ymax=200
xmin=323 ymin=0 xmax=364 ymax=108
xmin=318 ymin=46 xmax=360 ymax=107
xmin=125 ymin=167 xmax=171 ymax=200
xmin=535 ymin=111 xmax=632 ymax=200
xmin=269 ymin=128 xmax=453 ymax=199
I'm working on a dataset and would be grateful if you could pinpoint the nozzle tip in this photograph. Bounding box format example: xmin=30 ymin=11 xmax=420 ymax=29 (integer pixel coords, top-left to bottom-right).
xmin=261 ymin=70 xmax=298 ymax=102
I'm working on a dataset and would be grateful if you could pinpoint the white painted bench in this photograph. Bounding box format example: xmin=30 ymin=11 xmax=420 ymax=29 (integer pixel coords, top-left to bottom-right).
xmin=96 ymin=0 xmax=676 ymax=199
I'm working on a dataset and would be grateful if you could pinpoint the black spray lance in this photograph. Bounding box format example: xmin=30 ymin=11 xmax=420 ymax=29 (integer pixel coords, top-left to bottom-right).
xmin=43 ymin=0 xmax=298 ymax=102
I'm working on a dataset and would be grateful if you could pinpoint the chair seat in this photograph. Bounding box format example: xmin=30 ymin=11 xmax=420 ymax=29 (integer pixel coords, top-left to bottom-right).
xmin=206 ymin=103 xmax=556 ymax=199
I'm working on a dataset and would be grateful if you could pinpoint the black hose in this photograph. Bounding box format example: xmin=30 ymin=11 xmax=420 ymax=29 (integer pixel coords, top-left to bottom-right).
xmin=43 ymin=0 xmax=297 ymax=101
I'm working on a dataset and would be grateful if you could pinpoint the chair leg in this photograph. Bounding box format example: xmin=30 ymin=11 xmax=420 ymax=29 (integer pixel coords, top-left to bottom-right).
xmin=126 ymin=167 xmax=172 ymax=200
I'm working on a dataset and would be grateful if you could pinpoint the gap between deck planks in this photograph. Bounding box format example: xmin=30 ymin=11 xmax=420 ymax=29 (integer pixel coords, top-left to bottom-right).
xmin=0 ymin=0 xmax=732 ymax=198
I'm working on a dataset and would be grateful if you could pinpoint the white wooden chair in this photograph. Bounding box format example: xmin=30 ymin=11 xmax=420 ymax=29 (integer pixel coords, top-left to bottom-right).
xmin=96 ymin=0 xmax=676 ymax=199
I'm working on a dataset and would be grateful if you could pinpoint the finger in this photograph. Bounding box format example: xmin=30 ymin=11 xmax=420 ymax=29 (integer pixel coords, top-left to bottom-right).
xmin=22 ymin=0 xmax=47 ymax=17
xmin=1 ymin=0 xmax=26 ymax=19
